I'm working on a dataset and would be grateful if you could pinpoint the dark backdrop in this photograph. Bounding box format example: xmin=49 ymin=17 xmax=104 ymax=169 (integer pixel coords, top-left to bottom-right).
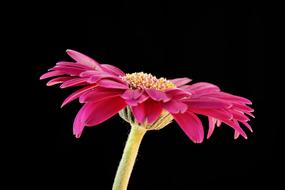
xmin=9 ymin=1 xmax=275 ymax=189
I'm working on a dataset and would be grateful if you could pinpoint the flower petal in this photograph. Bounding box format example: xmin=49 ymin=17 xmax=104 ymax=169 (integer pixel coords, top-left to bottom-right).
xmin=172 ymin=111 xmax=204 ymax=143
xmin=46 ymin=76 xmax=72 ymax=86
xmin=207 ymin=117 xmax=216 ymax=139
xmin=61 ymin=85 xmax=97 ymax=107
xmin=101 ymin=64 xmax=125 ymax=76
xmin=97 ymin=79 xmax=128 ymax=89
xmin=169 ymin=77 xmax=192 ymax=87
xmin=132 ymin=99 xmax=163 ymax=124
xmin=79 ymin=87 xmax=123 ymax=103
xmin=145 ymin=89 xmax=171 ymax=102
xmin=185 ymin=98 xmax=231 ymax=109
xmin=85 ymin=97 xmax=127 ymax=126
xmin=190 ymin=108 xmax=247 ymax=139
xmin=60 ymin=78 xmax=87 ymax=88
xmin=40 ymin=71 xmax=65 ymax=80
xmin=66 ymin=49 xmax=102 ymax=70
xmin=163 ymin=99 xmax=188 ymax=114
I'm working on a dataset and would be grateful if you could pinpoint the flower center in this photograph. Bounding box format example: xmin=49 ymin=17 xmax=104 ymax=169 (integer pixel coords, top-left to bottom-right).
xmin=121 ymin=72 xmax=176 ymax=91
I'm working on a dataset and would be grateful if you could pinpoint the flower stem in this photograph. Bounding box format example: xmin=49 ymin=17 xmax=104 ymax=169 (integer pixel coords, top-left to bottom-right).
xmin=112 ymin=124 xmax=147 ymax=190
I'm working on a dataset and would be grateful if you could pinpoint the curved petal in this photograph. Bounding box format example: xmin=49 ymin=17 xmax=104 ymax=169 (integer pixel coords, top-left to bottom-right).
xmin=185 ymin=98 xmax=231 ymax=109
xmin=101 ymin=64 xmax=125 ymax=76
xmin=66 ymin=49 xmax=102 ymax=70
xmin=40 ymin=71 xmax=65 ymax=80
xmin=172 ymin=111 xmax=204 ymax=143
xmin=61 ymin=85 xmax=97 ymax=107
xmin=60 ymin=78 xmax=87 ymax=88
xmin=46 ymin=76 xmax=72 ymax=86
xmin=97 ymin=79 xmax=128 ymax=89
xmin=183 ymin=82 xmax=220 ymax=96
xmin=163 ymin=99 xmax=188 ymax=114
xmin=132 ymin=99 xmax=163 ymax=124
xmin=56 ymin=61 xmax=91 ymax=70
xmin=85 ymin=97 xmax=127 ymax=126
xmin=169 ymin=77 xmax=192 ymax=87
xmin=165 ymin=88 xmax=192 ymax=99
xmin=207 ymin=117 xmax=216 ymax=139
xmin=190 ymin=108 xmax=247 ymax=139
xmin=145 ymin=89 xmax=171 ymax=102
xmin=79 ymin=87 xmax=123 ymax=103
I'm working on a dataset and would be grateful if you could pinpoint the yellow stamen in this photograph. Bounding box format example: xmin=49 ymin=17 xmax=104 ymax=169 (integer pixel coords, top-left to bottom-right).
xmin=121 ymin=72 xmax=176 ymax=91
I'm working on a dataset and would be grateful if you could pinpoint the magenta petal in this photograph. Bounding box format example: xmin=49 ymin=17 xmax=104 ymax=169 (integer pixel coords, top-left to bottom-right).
xmin=170 ymin=77 xmax=192 ymax=87
xmin=101 ymin=64 xmax=125 ymax=76
xmin=49 ymin=66 xmax=86 ymax=76
xmin=97 ymin=79 xmax=128 ymax=89
xmin=184 ymin=82 xmax=220 ymax=96
xmin=66 ymin=49 xmax=102 ymax=70
xmin=145 ymin=89 xmax=171 ymax=102
xmin=73 ymin=103 xmax=89 ymax=138
xmin=40 ymin=71 xmax=65 ymax=80
xmin=207 ymin=117 xmax=216 ymax=139
xmin=132 ymin=100 xmax=162 ymax=124
xmin=165 ymin=88 xmax=192 ymax=99
xmin=85 ymin=97 xmax=127 ymax=126
xmin=46 ymin=76 xmax=72 ymax=86
xmin=190 ymin=108 xmax=247 ymax=139
xmin=56 ymin=61 xmax=91 ymax=70
xmin=172 ymin=111 xmax=204 ymax=143
xmin=79 ymin=87 xmax=123 ymax=103
xmin=186 ymin=98 xmax=231 ymax=109
xmin=163 ymin=99 xmax=188 ymax=114
xmin=60 ymin=78 xmax=87 ymax=88
xmin=234 ymin=130 xmax=240 ymax=139
xmin=241 ymin=121 xmax=253 ymax=132
xmin=61 ymin=85 xmax=97 ymax=107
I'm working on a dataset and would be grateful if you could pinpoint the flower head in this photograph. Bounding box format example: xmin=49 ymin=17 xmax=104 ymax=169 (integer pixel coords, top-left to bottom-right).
xmin=40 ymin=49 xmax=254 ymax=142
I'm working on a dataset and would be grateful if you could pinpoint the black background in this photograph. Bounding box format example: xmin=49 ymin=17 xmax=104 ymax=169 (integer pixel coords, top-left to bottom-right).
xmin=7 ymin=1 xmax=277 ymax=189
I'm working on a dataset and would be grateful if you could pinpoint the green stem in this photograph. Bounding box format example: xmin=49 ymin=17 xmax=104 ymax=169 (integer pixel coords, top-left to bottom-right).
xmin=112 ymin=124 xmax=147 ymax=190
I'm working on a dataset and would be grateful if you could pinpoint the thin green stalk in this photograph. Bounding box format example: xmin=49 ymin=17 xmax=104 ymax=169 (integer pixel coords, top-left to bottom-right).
xmin=112 ymin=124 xmax=146 ymax=190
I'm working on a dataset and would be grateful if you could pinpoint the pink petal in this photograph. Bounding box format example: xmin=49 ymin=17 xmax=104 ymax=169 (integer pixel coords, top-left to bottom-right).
xmin=169 ymin=77 xmax=192 ymax=87
xmin=185 ymin=98 xmax=231 ymax=109
xmin=101 ymin=64 xmax=125 ymax=76
xmin=60 ymin=78 xmax=87 ymax=88
xmin=229 ymin=109 xmax=250 ymax=122
xmin=190 ymin=108 xmax=247 ymax=139
xmin=79 ymin=87 xmax=123 ymax=103
xmin=185 ymin=82 xmax=220 ymax=95
xmin=234 ymin=130 xmax=240 ymax=139
xmin=163 ymin=99 xmax=188 ymax=114
xmin=207 ymin=117 xmax=216 ymax=139
xmin=172 ymin=111 xmax=204 ymax=143
xmin=121 ymin=89 xmax=148 ymax=106
xmin=61 ymin=85 xmax=97 ymax=107
xmin=46 ymin=76 xmax=72 ymax=86
xmin=132 ymin=100 xmax=163 ymax=124
xmin=66 ymin=49 xmax=102 ymax=70
xmin=165 ymin=88 xmax=192 ymax=99
xmin=40 ymin=71 xmax=65 ymax=80
xmin=145 ymin=89 xmax=171 ymax=102
xmin=87 ymin=73 xmax=124 ymax=83
xmin=50 ymin=66 xmax=86 ymax=76
xmin=85 ymin=97 xmax=127 ymax=126
xmin=73 ymin=103 xmax=89 ymax=138
xmin=56 ymin=61 xmax=91 ymax=70
xmin=241 ymin=121 xmax=253 ymax=132
xmin=207 ymin=92 xmax=252 ymax=105
xmin=97 ymin=79 xmax=128 ymax=89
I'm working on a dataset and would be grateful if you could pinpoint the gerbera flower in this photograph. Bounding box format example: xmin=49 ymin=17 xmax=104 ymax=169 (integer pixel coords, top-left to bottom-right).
xmin=40 ymin=49 xmax=254 ymax=142
xmin=40 ymin=49 xmax=254 ymax=190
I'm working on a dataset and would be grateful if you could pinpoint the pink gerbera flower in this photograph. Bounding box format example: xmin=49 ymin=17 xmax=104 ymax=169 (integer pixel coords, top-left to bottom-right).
xmin=40 ymin=49 xmax=254 ymax=143
xmin=41 ymin=49 xmax=255 ymax=190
